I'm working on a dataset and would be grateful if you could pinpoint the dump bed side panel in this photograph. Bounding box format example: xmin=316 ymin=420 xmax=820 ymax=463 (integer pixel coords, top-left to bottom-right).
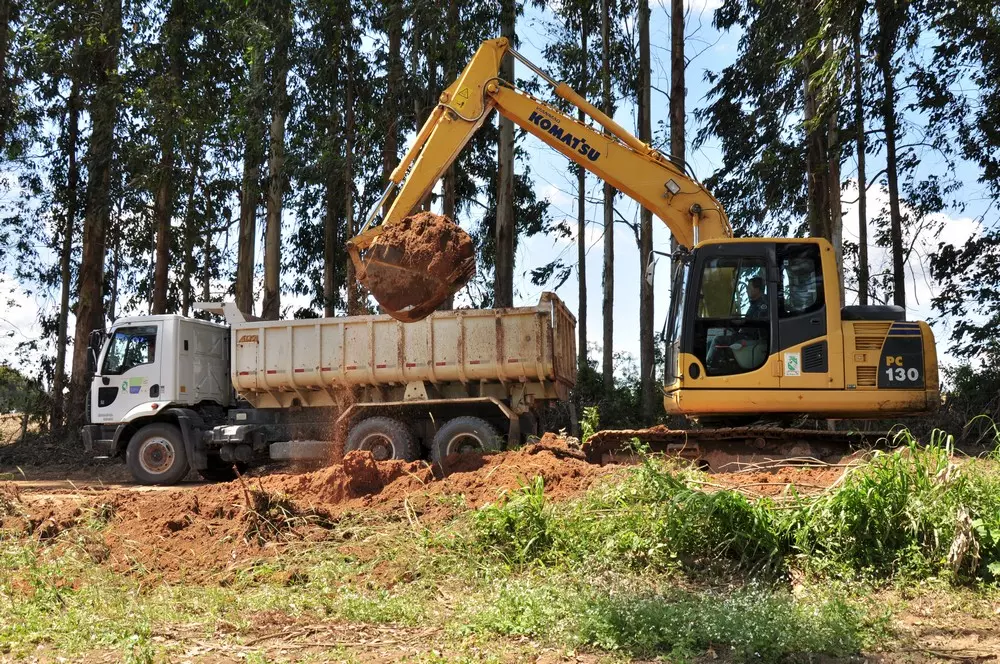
xmin=231 ymin=294 xmax=576 ymax=407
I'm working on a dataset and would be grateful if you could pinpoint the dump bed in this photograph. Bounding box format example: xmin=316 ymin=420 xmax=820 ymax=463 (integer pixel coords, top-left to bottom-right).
xmin=229 ymin=293 xmax=576 ymax=408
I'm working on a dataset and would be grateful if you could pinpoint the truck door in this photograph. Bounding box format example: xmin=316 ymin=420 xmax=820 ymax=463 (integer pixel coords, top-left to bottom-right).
xmin=91 ymin=324 xmax=162 ymax=425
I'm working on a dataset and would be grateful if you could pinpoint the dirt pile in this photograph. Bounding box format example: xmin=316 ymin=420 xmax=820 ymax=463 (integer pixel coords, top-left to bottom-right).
xmin=364 ymin=212 xmax=475 ymax=317
xmin=3 ymin=445 xmax=614 ymax=581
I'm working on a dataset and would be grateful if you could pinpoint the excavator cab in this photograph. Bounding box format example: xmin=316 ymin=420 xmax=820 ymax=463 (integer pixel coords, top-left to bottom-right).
xmin=664 ymin=238 xmax=940 ymax=420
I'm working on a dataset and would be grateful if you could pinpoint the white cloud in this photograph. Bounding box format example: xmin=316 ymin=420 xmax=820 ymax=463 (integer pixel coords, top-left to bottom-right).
xmin=0 ymin=273 xmax=57 ymax=376
xmin=840 ymin=181 xmax=981 ymax=366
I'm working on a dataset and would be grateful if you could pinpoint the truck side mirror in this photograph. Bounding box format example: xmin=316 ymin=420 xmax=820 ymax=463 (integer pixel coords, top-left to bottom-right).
xmin=88 ymin=348 xmax=97 ymax=374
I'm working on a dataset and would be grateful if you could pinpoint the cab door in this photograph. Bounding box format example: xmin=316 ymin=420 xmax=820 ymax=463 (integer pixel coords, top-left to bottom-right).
xmin=775 ymin=243 xmax=839 ymax=389
xmin=91 ymin=324 xmax=162 ymax=425
xmin=683 ymin=243 xmax=779 ymax=389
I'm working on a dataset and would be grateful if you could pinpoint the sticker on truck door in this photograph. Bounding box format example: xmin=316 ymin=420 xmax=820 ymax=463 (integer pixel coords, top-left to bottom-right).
xmin=878 ymin=324 xmax=924 ymax=389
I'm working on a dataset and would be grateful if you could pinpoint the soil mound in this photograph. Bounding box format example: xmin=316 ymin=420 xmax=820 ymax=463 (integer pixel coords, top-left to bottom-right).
xmin=3 ymin=443 xmax=614 ymax=581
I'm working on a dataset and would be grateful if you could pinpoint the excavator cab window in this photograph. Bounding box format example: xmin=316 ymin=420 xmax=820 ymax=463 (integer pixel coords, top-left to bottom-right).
xmin=665 ymin=259 xmax=690 ymax=384
xmin=695 ymin=257 xmax=770 ymax=376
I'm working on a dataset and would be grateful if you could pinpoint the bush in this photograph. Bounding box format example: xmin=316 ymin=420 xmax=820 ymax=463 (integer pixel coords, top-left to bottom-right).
xmin=471 ymin=429 xmax=1000 ymax=584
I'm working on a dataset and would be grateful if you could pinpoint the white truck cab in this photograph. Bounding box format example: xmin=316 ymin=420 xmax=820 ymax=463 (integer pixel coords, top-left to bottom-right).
xmin=82 ymin=315 xmax=231 ymax=483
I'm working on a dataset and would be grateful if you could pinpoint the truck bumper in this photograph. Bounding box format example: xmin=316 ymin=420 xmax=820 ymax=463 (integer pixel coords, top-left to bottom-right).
xmin=81 ymin=424 xmax=117 ymax=456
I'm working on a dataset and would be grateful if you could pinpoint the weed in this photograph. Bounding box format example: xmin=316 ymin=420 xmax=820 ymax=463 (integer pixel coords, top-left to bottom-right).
xmin=472 ymin=477 xmax=552 ymax=567
xmin=793 ymin=432 xmax=1000 ymax=581
xmin=579 ymin=406 xmax=600 ymax=444
xmin=460 ymin=574 xmax=873 ymax=662
xmin=237 ymin=475 xmax=332 ymax=545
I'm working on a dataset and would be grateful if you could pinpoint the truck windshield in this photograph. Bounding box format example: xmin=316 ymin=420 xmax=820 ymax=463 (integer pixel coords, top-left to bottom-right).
xmin=102 ymin=326 xmax=157 ymax=375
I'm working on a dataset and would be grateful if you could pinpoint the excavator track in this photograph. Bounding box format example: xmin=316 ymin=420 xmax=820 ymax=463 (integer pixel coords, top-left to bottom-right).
xmin=582 ymin=426 xmax=890 ymax=471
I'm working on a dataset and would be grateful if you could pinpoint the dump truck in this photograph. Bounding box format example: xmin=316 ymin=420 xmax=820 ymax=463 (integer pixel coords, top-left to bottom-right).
xmin=81 ymin=293 xmax=576 ymax=485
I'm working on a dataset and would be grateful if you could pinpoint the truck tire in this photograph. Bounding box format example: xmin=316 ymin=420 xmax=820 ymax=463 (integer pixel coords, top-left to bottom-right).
xmin=126 ymin=422 xmax=190 ymax=485
xmin=346 ymin=417 xmax=418 ymax=461
xmin=431 ymin=416 xmax=503 ymax=468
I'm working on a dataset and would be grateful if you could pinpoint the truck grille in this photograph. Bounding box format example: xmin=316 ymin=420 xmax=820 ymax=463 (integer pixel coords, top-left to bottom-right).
xmin=854 ymin=322 xmax=891 ymax=350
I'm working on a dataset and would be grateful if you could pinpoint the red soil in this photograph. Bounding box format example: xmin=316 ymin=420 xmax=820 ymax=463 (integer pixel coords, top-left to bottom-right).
xmin=1 ymin=440 xmax=611 ymax=582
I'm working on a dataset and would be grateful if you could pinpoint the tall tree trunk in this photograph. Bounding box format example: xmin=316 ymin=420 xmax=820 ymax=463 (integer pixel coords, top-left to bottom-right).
xmin=68 ymin=0 xmax=122 ymax=431
xmin=345 ymin=47 xmax=362 ymax=315
xmin=853 ymin=11 xmax=869 ymax=305
xmin=151 ymin=0 xmax=187 ymax=314
xmin=494 ymin=0 xmax=516 ymax=309
xmin=235 ymin=55 xmax=266 ymax=316
xmin=52 ymin=42 xmax=83 ymax=430
xmin=151 ymin=143 xmax=174 ymax=315
xmin=600 ymin=0 xmax=614 ymax=392
xmin=438 ymin=0 xmax=460 ymax=311
xmin=323 ymin=168 xmax=340 ymax=317
xmin=382 ymin=1 xmax=403 ymax=212
xmin=638 ymin=0 xmax=655 ymax=422
xmin=877 ymin=0 xmax=905 ymax=308
xmin=323 ymin=72 xmax=342 ymax=317
xmin=0 ymin=0 xmax=18 ymax=151
xmin=201 ymin=183 xmax=213 ymax=304
xmin=577 ymin=8 xmax=589 ymax=369
xmin=670 ymin=0 xmax=684 ymax=169
xmin=803 ymin=53 xmax=831 ymax=241
xmin=179 ymin=140 xmax=202 ymax=317
xmin=828 ymin=107 xmax=844 ymax=306
xmin=261 ymin=0 xmax=291 ymax=321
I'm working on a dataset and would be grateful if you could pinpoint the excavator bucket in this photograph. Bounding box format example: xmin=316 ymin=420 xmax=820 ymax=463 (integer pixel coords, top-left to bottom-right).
xmin=362 ymin=246 xmax=475 ymax=322
xmin=352 ymin=212 xmax=476 ymax=323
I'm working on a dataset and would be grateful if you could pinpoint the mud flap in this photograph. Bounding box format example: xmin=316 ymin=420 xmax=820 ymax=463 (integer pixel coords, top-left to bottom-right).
xmin=174 ymin=411 xmax=207 ymax=470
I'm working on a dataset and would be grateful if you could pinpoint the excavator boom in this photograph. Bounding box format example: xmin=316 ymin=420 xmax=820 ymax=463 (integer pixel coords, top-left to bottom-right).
xmin=347 ymin=38 xmax=731 ymax=319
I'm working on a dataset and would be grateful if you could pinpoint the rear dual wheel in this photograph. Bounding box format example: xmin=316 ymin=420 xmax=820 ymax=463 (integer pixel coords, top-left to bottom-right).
xmin=430 ymin=416 xmax=502 ymax=468
xmin=345 ymin=417 xmax=418 ymax=461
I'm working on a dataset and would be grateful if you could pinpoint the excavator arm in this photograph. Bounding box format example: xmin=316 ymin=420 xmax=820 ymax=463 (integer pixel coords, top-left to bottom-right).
xmin=348 ymin=37 xmax=732 ymax=318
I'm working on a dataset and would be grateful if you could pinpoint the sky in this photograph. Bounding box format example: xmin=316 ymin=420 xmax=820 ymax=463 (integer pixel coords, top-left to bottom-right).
xmin=0 ymin=0 xmax=985 ymax=379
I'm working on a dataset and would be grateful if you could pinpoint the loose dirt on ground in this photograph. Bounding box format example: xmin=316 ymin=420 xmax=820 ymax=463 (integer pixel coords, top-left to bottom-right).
xmin=0 ymin=433 xmax=614 ymax=582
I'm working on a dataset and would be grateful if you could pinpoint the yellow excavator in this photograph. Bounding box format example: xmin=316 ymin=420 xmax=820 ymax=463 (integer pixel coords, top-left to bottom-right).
xmin=347 ymin=37 xmax=939 ymax=426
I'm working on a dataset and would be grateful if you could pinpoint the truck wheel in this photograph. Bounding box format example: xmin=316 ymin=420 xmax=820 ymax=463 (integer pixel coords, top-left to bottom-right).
xmin=346 ymin=417 xmax=418 ymax=461
xmin=431 ymin=416 xmax=503 ymax=468
xmin=126 ymin=423 xmax=190 ymax=485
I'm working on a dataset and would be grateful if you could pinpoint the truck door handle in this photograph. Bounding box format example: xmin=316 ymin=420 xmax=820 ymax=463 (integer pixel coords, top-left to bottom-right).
xmin=810 ymin=318 xmax=820 ymax=324
xmin=149 ymin=384 xmax=160 ymax=398
xmin=102 ymin=376 xmax=110 ymax=386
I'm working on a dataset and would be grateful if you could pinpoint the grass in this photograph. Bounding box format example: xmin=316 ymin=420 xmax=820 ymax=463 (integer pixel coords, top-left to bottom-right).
xmin=3 ymin=427 xmax=1000 ymax=661
xmin=472 ymin=429 xmax=1000 ymax=584
xmin=459 ymin=574 xmax=879 ymax=660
